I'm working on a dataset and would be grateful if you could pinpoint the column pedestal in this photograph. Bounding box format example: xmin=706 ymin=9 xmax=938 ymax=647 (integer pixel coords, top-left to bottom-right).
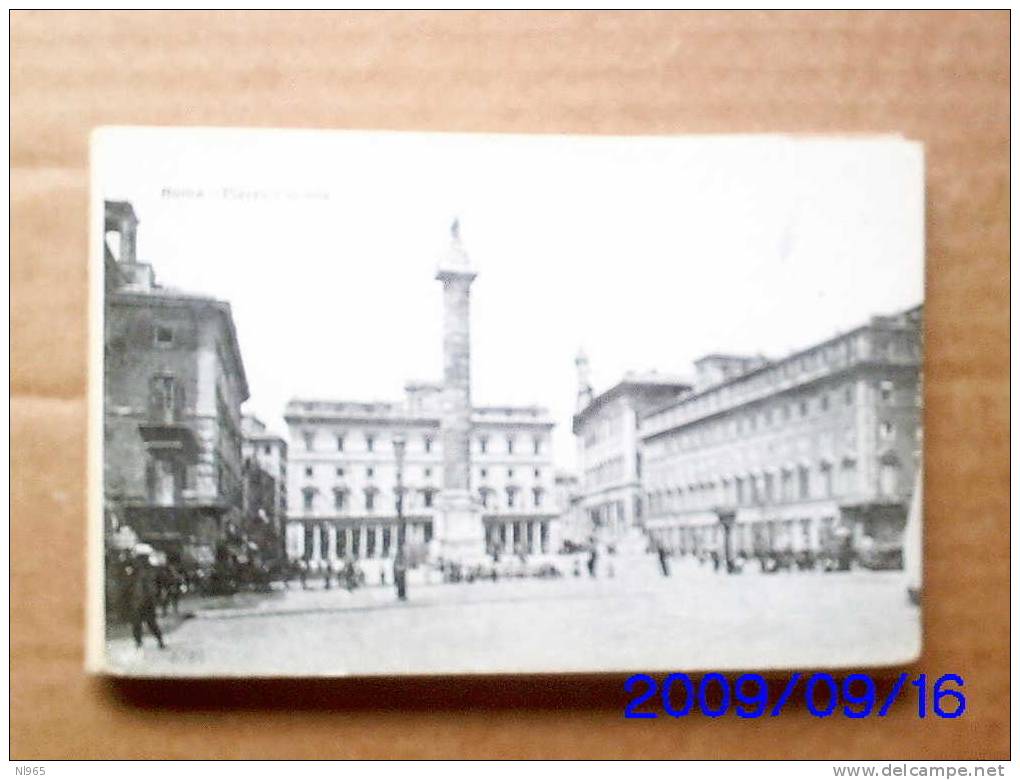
xmin=438 ymin=489 xmax=486 ymax=562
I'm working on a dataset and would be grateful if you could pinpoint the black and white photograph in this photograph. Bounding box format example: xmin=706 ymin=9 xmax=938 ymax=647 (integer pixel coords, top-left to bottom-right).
xmin=88 ymin=128 xmax=925 ymax=677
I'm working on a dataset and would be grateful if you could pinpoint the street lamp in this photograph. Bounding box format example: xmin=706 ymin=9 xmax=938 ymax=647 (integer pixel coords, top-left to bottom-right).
xmin=716 ymin=508 xmax=737 ymax=574
xmin=392 ymin=433 xmax=408 ymax=600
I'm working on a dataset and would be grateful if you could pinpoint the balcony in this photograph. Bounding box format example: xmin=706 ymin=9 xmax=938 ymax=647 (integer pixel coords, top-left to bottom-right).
xmin=139 ymin=398 xmax=199 ymax=460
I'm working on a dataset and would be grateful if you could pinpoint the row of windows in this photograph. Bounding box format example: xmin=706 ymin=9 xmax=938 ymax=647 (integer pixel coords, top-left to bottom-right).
xmin=648 ymin=370 xmax=909 ymax=441
xmin=298 ymin=430 xmax=547 ymax=455
xmin=300 ymin=465 xmax=545 ymax=481
xmin=479 ymin=486 xmax=545 ymax=510
xmin=646 ymin=457 xmax=904 ymax=515
xmin=654 ymin=391 xmax=902 ymax=456
xmin=300 ymin=485 xmax=547 ymax=512
xmin=302 ymin=486 xmax=436 ymax=513
xmin=649 ymin=420 xmax=902 ymax=485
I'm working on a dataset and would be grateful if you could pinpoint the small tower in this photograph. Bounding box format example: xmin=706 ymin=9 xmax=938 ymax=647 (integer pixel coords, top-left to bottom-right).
xmin=575 ymin=348 xmax=594 ymax=412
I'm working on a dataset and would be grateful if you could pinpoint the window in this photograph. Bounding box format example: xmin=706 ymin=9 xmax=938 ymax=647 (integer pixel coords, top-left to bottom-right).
xmin=879 ymin=421 xmax=895 ymax=440
xmin=799 ymin=400 xmax=808 ymax=417
xmin=424 ymin=467 xmax=432 ymax=478
xmin=336 ymin=435 xmax=345 ymax=452
xmin=479 ymin=488 xmax=490 ymax=508
xmin=797 ymin=466 xmax=810 ymax=500
xmin=820 ymin=394 xmax=830 ymax=412
xmin=264 ymin=445 xmax=271 ymax=455
xmin=820 ymin=463 xmax=833 ymax=497
xmin=304 ymin=466 xmax=313 ymax=477
xmin=303 ymin=431 xmax=315 ymax=451
xmin=366 ymin=434 xmax=375 ymax=452
xmin=879 ymin=458 xmax=900 ymax=497
xmin=366 ymin=467 xmax=374 ymax=478
xmin=336 ymin=467 xmax=344 ymax=477
xmin=424 ymin=436 xmax=433 ymax=453
xmin=780 ymin=470 xmax=792 ymax=502
xmin=149 ymin=374 xmax=179 ymax=423
xmin=506 ymin=487 xmax=517 ymax=509
xmin=365 ymin=489 xmax=376 ymax=512
xmin=532 ymin=488 xmax=543 ymax=508
xmin=333 ymin=489 xmax=347 ymax=511
xmin=154 ymin=325 xmax=174 ymax=347
xmin=423 ymin=489 xmax=434 ymax=508
xmin=479 ymin=436 xmax=488 ymax=454
xmin=506 ymin=436 xmax=515 ymax=454
xmin=507 ymin=468 xmax=514 ymax=478
xmin=841 ymin=459 xmax=858 ymax=494
xmin=534 ymin=468 xmax=540 ymax=479
xmin=302 ymin=488 xmax=315 ymax=512
xmin=480 ymin=468 xmax=488 ymax=479
xmin=880 ymin=380 xmax=894 ymax=402
xmin=845 ymin=385 xmax=855 ymax=405
xmin=533 ymin=437 xmax=542 ymax=455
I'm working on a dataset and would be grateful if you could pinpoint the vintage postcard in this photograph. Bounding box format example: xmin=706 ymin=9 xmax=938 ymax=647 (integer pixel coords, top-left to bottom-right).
xmin=87 ymin=128 xmax=924 ymax=676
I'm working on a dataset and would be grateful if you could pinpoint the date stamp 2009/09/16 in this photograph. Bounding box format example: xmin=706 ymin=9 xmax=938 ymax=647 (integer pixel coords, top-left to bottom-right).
xmin=624 ymin=673 xmax=966 ymax=720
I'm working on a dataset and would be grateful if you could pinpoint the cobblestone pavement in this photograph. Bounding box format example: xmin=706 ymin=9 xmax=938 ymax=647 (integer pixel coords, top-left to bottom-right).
xmin=105 ymin=555 xmax=920 ymax=677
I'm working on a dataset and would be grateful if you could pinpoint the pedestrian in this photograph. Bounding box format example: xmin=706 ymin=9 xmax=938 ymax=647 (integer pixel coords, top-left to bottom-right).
xmin=298 ymin=559 xmax=308 ymax=590
xmin=393 ymin=550 xmax=408 ymax=601
xmin=587 ymin=546 xmax=598 ymax=578
xmin=164 ymin=563 xmax=183 ymax=614
xmin=125 ymin=545 xmax=165 ymax=650
xmin=657 ymin=544 xmax=671 ymax=577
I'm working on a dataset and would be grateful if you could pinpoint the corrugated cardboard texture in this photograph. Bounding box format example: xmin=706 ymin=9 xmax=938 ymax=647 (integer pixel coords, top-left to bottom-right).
xmin=11 ymin=11 xmax=1009 ymax=759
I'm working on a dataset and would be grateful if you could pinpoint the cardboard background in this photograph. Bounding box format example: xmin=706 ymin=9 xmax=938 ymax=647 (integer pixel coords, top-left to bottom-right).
xmin=10 ymin=11 xmax=1009 ymax=759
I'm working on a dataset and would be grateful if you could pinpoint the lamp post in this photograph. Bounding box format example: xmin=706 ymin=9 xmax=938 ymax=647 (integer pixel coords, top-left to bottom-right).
xmin=392 ymin=433 xmax=408 ymax=600
xmin=717 ymin=508 xmax=737 ymax=574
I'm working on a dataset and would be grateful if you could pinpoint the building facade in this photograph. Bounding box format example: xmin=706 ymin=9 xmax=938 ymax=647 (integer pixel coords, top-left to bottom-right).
xmin=571 ymin=363 xmax=692 ymax=543
xmin=241 ymin=415 xmax=289 ymax=559
xmin=284 ymin=385 xmax=556 ymax=572
xmin=640 ymin=306 xmax=923 ymax=569
xmin=103 ymin=200 xmax=250 ymax=568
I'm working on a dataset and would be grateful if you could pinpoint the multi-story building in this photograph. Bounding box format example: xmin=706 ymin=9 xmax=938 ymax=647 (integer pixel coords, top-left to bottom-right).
xmin=640 ymin=305 xmax=923 ymax=568
xmin=103 ymin=200 xmax=250 ymax=567
xmin=241 ymin=415 xmax=289 ymax=558
xmin=571 ymin=355 xmax=692 ymax=543
xmin=284 ymin=383 xmax=556 ymax=571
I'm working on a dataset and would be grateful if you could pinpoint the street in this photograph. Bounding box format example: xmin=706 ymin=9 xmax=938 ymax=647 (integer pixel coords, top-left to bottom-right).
xmin=106 ymin=554 xmax=920 ymax=677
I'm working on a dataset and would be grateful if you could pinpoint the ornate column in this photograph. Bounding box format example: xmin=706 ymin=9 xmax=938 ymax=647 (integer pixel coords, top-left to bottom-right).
xmin=435 ymin=220 xmax=486 ymax=560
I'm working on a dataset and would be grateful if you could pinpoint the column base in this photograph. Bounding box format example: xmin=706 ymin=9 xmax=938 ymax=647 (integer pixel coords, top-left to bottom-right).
xmin=437 ymin=491 xmax=488 ymax=564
